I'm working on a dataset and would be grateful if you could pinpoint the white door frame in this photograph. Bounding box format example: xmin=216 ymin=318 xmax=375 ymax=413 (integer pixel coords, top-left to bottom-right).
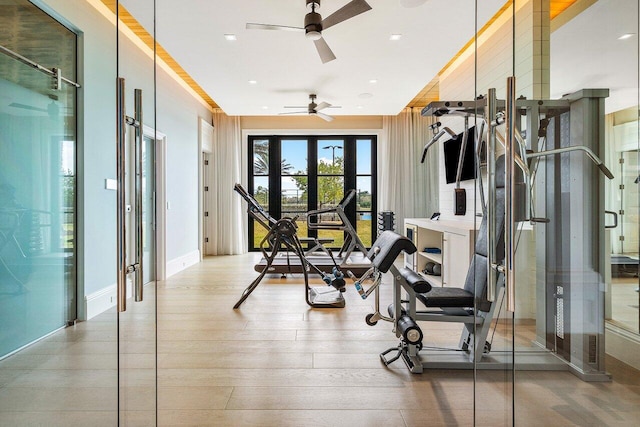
xmin=199 ymin=117 xmax=214 ymax=258
xmin=143 ymin=125 xmax=167 ymax=280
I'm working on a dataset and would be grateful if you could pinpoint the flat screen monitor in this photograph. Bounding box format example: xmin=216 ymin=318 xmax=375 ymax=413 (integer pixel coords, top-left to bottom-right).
xmin=443 ymin=126 xmax=476 ymax=184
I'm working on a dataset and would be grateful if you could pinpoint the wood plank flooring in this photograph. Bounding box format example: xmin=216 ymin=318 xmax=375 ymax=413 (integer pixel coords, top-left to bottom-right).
xmin=0 ymin=253 xmax=639 ymax=426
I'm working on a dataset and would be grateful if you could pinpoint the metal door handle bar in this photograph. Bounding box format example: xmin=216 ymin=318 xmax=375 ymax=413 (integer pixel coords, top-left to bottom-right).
xmin=117 ymin=78 xmax=127 ymax=312
xmin=116 ymin=79 xmax=145 ymax=312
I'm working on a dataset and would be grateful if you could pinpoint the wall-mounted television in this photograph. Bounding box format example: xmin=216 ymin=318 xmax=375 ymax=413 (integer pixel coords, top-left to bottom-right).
xmin=443 ymin=126 xmax=476 ymax=184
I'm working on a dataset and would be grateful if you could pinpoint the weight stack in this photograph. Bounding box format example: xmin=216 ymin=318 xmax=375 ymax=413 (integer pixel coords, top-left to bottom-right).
xmin=377 ymin=211 xmax=395 ymax=236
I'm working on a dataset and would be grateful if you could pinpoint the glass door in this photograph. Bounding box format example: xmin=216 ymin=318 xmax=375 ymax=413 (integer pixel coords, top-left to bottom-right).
xmin=508 ymin=0 xmax=639 ymax=425
xmin=116 ymin=0 xmax=157 ymax=424
xmin=471 ymin=1 xmax=516 ymax=425
xmin=0 ymin=1 xmax=91 ymax=423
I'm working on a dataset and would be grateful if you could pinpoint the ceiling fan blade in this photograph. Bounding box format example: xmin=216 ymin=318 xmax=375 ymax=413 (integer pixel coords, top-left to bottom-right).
xmin=279 ymin=111 xmax=308 ymax=115
xmin=321 ymin=0 xmax=372 ymax=31
xmin=246 ymin=23 xmax=304 ymax=32
xmin=316 ymin=111 xmax=335 ymax=122
xmin=315 ymin=101 xmax=332 ymax=111
xmin=313 ymin=37 xmax=336 ymax=63
xmin=283 ymin=106 xmax=308 ymax=109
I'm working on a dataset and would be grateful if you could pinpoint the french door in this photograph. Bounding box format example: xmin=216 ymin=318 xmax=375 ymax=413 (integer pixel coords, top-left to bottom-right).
xmin=248 ymin=135 xmax=377 ymax=251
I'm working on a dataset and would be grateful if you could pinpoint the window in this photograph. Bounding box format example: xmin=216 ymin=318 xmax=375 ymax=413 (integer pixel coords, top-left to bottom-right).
xmin=247 ymin=135 xmax=377 ymax=251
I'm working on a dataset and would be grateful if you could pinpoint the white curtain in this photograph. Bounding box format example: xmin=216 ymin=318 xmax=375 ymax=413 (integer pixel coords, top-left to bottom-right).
xmin=210 ymin=111 xmax=246 ymax=254
xmin=380 ymin=108 xmax=437 ymax=231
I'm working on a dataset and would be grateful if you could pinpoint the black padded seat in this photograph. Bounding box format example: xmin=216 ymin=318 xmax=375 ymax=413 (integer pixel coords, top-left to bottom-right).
xmin=399 ymin=267 xmax=431 ymax=293
xmin=416 ymin=287 xmax=474 ymax=308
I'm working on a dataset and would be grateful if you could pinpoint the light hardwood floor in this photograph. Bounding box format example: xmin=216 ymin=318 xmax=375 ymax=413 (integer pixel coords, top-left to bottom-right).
xmin=1 ymin=253 xmax=639 ymax=426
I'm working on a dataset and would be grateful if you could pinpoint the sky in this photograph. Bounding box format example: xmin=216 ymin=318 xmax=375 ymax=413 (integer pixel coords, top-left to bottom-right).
xmin=278 ymin=139 xmax=372 ymax=192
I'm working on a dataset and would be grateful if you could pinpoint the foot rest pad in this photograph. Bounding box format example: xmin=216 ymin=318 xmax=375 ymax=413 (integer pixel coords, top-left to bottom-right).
xmin=399 ymin=267 xmax=432 ymax=293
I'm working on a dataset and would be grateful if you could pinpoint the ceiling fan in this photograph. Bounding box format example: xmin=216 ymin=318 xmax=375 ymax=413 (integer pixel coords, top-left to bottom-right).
xmin=279 ymin=94 xmax=339 ymax=121
xmin=246 ymin=0 xmax=372 ymax=64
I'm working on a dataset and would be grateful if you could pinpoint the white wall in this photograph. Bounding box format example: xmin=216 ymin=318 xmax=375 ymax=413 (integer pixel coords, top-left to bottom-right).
xmin=437 ymin=0 xmax=549 ymax=222
xmin=38 ymin=0 xmax=212 ymax=318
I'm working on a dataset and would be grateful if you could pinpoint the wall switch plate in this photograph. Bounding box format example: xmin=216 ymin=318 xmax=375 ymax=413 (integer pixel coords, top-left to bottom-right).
xmin=105 ymin=178 xmax=117 ymax=190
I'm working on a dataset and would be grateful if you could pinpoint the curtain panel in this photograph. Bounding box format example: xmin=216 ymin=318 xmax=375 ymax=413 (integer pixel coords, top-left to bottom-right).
xmin=210 ymin=111 xmax=246 ymax=255
xmin=380 ymin=108 xmax=438 ymax=231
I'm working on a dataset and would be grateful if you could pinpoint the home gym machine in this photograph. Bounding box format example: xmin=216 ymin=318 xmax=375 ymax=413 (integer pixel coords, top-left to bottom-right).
xmin=234 ymin=183 xmax=349 ymax=309
xmin=252 ymin=188 xmax=370 ymax=276
xmin=365 ymin=83 xmax=615 ymax=380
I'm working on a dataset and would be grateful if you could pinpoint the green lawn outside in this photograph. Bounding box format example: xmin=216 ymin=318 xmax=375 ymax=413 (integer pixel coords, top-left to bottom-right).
xmin=253 ymin=219 xmax=372 ymax=250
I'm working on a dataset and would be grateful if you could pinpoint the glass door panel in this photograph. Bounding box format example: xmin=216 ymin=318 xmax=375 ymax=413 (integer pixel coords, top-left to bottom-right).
xmin=511 ymin=0 xmax=639 ymax=425
xmin=473 ymin=0 xmax=515 ymax=425
xmin=281 ymin=139 xmax=308 ymax=239
xmin=117 ymin=0 xmax=157 ymax=424
xmin=0 ymin=56 xmax=75 ymax=359
xmin=0 ymin=1 xmax=95 ymax=423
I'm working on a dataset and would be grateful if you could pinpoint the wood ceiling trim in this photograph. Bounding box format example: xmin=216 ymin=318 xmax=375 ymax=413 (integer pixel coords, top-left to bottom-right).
xmin=99 ymin=0 xmax=218 ymax=110
xmin=407 ymin=0 xmax=580 ymax=109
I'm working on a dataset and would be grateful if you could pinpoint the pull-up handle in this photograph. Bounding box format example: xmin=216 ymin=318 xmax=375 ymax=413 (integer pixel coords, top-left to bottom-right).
xmin=528 ymin=146 xmax=614 ymax=179
xmin=421 ymin=127 xmax=456 ymax=163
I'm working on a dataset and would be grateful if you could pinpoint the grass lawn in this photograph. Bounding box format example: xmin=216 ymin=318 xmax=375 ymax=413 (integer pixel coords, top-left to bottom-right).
xmin=253 ymin=219 xmax=372 ymax=250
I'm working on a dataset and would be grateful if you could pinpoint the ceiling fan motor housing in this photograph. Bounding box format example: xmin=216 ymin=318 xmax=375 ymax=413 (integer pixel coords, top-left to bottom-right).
xmin=308 ymin=94 xmax=317 ymax=112
xmin=304 ymin=12 xmax=322 ymax=38
xmin=304 ymin=0 xmax=322 ymax=39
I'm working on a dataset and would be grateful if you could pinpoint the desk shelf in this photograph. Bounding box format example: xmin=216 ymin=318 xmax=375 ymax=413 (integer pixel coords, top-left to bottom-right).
xmin=405 ymin=218 xmax=478 ymax=288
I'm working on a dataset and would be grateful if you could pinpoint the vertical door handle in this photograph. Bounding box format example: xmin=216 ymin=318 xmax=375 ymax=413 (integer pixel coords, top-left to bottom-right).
xmin=505 ymin=76 xmax=517 ymax=313
xmin=134 ymin=89 xmax=144 ymax=302
xmin=486 ymin=88 xmax=497 ymax=303
xmin=117 ymin=77 xmax=127 ymax=312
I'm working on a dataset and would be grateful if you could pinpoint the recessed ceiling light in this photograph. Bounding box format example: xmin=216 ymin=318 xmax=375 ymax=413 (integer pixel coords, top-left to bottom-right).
xmin=358 ymin=93 xmax=373 ymax=99
xmin=400 ymin=0 xmax=428 ymax=7
xmin=248 ymin=80 xmax=257 ymax=85
xmin=262 ymin=106 xmax=269 ymax=110
xmin=357 ymin=105 xmax=363 ymax=109
xmin=369 ymin=79 xmax=378 ymax=84
xmin=390 ymin=34 xmax=402 ymax=41
xmin=618 ymin=33 xmax=635 ymax=40
xmin=224 ymin=34 xmax=237 ymax=41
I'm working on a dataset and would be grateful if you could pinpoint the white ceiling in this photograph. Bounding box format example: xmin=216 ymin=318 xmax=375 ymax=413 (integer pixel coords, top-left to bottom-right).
xmin=551 ymin=0 xmax=638 ymax=114
xmin=122 ymin=0 xmax=638 ymax=116
xmin=124 ymin=0 xmax=504 ymax=116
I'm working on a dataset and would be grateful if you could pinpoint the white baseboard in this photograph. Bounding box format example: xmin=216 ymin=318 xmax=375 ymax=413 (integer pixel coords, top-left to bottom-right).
xmin=84 ymin=279 xmax=133 ymax=320
xmin=606 ymin=323 xmax=640 ymax=370
xmin=166 ymin=249 xmax=201 ymax=278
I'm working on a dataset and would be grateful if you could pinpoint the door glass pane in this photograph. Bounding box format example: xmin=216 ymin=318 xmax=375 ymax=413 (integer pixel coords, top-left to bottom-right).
xmin=610 ymin=149 xmax=640 ymax=331
xmin=252 ymin=176 xmax=269 ymax=248
xmin=356 ymin=176 xmax=372 ymax=247
xmin=318 ymin=139 xmax=344 ymax=174
xmin=0 ymin=1 xmax=95 ymax=423
xmin=514 ymin=0 xmax=639 ymax=424
xmin=281 ymin=139 xmax=307 ymax=174
xmin=356 ymin=139 xmax=371 ymax=175
xmin=473 ymin=1 xmax=515 ymax=424
xmin=253 ymin=139 xmax=269 ymax=175
xmin=282 ymin=176 xmax=307 ymax=239
xmin=119 ymin=0 xmax=157 ymax=424
xmin=0 ymin=52 xmax=75 ymax=357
